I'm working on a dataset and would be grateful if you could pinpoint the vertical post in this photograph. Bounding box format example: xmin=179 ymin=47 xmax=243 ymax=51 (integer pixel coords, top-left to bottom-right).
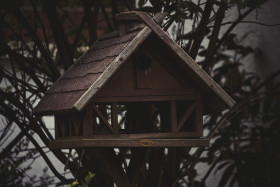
xmin=196 ymin=95 xmax=203 ymax=136
xmin=170 ymin=100 xmax=177 ymax=132
xmin=83 ymin=105 xmax=93 ymax=138
xmin=54 ymin=115 xmax=58 ymax=139
xmin=167 ymin=101 xmax=177 ymax=186
xmin=111 ymin=102 xmax=119 ymax=133
xmin=60 ymin=115 xmax=66 ymax=138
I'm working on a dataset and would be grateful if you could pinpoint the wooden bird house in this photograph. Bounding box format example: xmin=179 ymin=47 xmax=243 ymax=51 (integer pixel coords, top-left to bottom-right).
xmin=33 ymin=12 xmax=235 ymax=149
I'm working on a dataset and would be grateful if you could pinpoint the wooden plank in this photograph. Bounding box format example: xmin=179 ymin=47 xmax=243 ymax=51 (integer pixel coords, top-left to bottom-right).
xmin=136 ymin=68 xmax=152 ymax=88
xmin=146 ymin=148 xmax=164 ymax=187
xmin=116 ymin=11 xmax=167 ymax=24
xmin=111 ymin=102 xmax=119 ymax=133
xmin=95 ymin=88 xmax=196 ymax=97
xmin=55 ymin=115 xmax=59 ymax=139
xmin=73 ymin=114 xmax=80 ymax=136
xmin=136 ymin=12 xmax=235 ymax=108
xmin=93 ymin=132 xmax=202 ymax=139
xmin=170 ymin=100 xmax=177 ymax=132
xmin=92 ymin=94 xmax=197 ymax=103
xmin=73 ymin=13 xmax=168 ymax=111
xmin=177 ymin=101 xmax=196 ymax=131
xmin=60 ymin=116 xmax=66 ymax=138
xmin=116 ymin=11 xmax=141 ymax=21
xmin=92 ymin=104 xmax=118 ymax=134
xmin=196 ymin=96 xmax=203 ymax=136
xmin=83 ymin=106 xmax=93 ymax=138
xmin=48 ymin=138 xmax=209 ymax=149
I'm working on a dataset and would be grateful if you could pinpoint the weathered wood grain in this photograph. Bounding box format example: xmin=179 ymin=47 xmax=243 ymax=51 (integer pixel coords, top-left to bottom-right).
xmin=92 ymin=104 xmax=118 ymax=134
xmin=92 ymin=132 xmax=202 ymax=139
xmin=73 ymin=13 xmax=166 ymax=111
xmin=49 ymin=138 xmax=209 ymax=148
xmin=137 ymin=12 xmax=235 ymax=108
xmin=177 ymin=101 xmax=196 ymax=131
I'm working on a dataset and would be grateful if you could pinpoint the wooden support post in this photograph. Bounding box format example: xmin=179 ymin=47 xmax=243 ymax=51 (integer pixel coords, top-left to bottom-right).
xmin=177 ymin=101 xmax=196 ymax=131
xmin=60 ymin=115 xmax=66 ymax=138
xmin=111 ymin=102 xmax=119 ymax=133
xmin=83 ymin=106 xmax=93 ymax=138
xmin=170 ymin=100 xmax=177 ymax=132
xmin=92 ymin=104 xmax=118 ymax=135
xmin=169 ymin=101 xmax=177 ymax=186
xmin=55 ymin=115 xmax=59 ymax=139
xmin=73 ymin=114 xmax=80 ymax=136
xmin=196 ymin=96 xmax=203 ymax=136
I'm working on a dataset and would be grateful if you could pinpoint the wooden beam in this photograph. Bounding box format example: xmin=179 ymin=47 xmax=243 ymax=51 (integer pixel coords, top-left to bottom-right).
xmin=170 ymin=100 xmax=177 ymax=132
xmin=196 ymin=96 xmax=203 ymax=136
xmin=92 ymin=94 xmax=197 ymax=103
xmin=93 ymin=132 xmax=202 ymax=139
xmin=92 ymin=104 xmax=118 ymax=135
xmin=177 ymin=101 xmax=196 ymax=131
xmin=116 ymin=11 xmax=166 ymax=23
xmin=111 ymin=102 xmax=119 ymax=133
xmin=55 ymin=116 xmax=59 ymax=139
xmin=136 ymin=12 xmax=235 ymax=108
xmin=73 ymin=114 xmax=80 ymax=136
xmin=49 ymin=138 xmax=209 ymax=148
xmin=83 ymin=106 xmax=93 ymax=138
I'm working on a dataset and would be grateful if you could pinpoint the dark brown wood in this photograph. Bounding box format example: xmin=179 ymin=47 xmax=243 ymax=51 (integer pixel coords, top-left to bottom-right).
xmin=92 ymin=104 xmax=118 ymax=134
xmin=73 ymin=13 xmax=167 ymax=111
xmin=146 ymin=148 xmax=164 ymax=187
xmin=111 ymin=102 xmax=119 ymax=132
xmin=165 ymin=148 xmax=177 ymax=186
xmin=93 ymin=132 xmax=202 ymax=139
xmin=83 ymin=106 xmax=93 ymax=138
xmin=34 ymin=11 xmax=235 ymax=116
xmin=136 ymin=67 xmax=152 ymax=88
xmin=95 ymin=89 xmax=196 ymax=98
xmin=60 ymin=116 xmax=66 ymax=138
xmin=196 ymin=96 xmax=203 ymax=136
xmin=73 ymin=114 xmax=80 ymax=136
xmin=116 ymin=11 xmax=141 ymax=21
xmin=55 ymin=116 xmax=59 ymax=139
xmin=64 ymin=149 xmax=72 ymax=171
xmin=136 ymin=12 xmax=235 ymax=108
xmin=170 ymin=100 xmax=177 ymax=132
xmin=95 ymin=51 xmax=196 ymax=98
xmin=177 ymin=101 xmax=196 ymax=131
xmin=49 ymin=138 xmax=209 ymax=148
xmin=92 ymin=94 xmax=197 ymax=103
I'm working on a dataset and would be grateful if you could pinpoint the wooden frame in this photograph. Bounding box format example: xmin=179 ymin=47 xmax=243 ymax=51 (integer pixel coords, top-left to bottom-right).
xmin=49 ymin=138 xmax=209 ymax=148
xmin=54 ymin=93 xmax=203 ymax=143
xmin=55 ymin=113 xmax=83 ymax=139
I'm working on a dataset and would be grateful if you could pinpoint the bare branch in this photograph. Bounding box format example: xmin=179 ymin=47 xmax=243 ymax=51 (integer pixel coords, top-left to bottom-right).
xmin=43 ymin=0 xmax=73 ymax=70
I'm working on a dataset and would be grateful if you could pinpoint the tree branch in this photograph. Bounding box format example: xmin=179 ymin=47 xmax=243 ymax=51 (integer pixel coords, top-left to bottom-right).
xmin=12 ymin=8 xmax=61 ymax=81
xmin=83 ymin=0 xmax=100 ymax=45
xmin=43 ymin=0 xmax=73 ymax=70
xmin=203 ymin=1 xmax=227 ymax=73
xmin=189 ymin=0 xmax=214 ymax=60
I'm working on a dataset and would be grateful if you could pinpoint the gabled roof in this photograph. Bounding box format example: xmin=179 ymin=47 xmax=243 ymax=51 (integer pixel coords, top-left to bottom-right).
xmin=34 ymin=12 xmax=235 ymax=115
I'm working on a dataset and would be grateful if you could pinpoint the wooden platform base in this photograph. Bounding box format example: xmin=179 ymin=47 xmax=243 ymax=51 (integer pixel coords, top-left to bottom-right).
xmin=49 ymin=138 xmax=209 ymax=149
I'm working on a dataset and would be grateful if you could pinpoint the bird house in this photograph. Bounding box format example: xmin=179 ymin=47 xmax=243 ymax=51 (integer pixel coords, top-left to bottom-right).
xmin=33 ymin=12 xmax=235 ymax=149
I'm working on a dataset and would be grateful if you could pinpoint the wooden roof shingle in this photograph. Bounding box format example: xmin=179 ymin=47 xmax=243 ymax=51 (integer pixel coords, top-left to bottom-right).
xmin=34 ymin=12 xmax=235 ymax=115
xmin=34 ymin=25 xmax=142 ymax=114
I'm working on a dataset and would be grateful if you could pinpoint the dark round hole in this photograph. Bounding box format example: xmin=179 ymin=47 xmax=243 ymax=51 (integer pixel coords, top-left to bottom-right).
xmin=136 ymin=54 xmax=151 ymax=70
